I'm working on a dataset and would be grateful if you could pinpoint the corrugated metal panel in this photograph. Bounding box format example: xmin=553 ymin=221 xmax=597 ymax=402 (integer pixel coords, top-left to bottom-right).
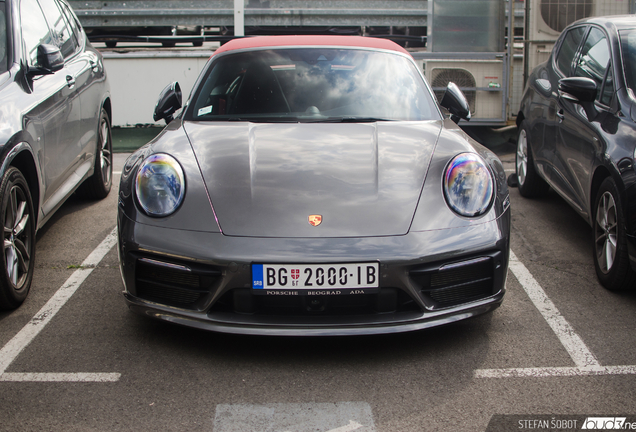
xmin=69 ymin=0 xmax=429 ymax=27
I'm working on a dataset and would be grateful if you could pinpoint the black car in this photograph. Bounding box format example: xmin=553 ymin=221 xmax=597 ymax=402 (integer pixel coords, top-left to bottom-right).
xmin=117 ymin=36 xmax=510 ymax=336
xmin=516 ymin=15 xmax=636 ymax=291
xmin=0 ymin=0 xmax=112 ymax=309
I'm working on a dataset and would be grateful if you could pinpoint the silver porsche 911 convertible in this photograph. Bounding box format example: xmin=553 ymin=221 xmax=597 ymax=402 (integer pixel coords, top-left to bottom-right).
xmin=117 ymin=36 xmax=510 ymax=336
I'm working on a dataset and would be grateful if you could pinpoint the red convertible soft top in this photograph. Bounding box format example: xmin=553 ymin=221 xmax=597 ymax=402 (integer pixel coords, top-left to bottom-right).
xmin=214 ymin=35 xmax=411 ymax=56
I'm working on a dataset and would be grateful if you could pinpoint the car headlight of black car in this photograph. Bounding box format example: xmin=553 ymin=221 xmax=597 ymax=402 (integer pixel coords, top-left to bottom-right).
xmin=443 ymin=153 xmax=494 ymax=217
xmin=134 ymin=153 xmax=186 ymax=217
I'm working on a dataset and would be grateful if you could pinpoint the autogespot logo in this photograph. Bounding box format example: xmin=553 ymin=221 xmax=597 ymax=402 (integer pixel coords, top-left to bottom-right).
xmin=582 ymin=418 xmax=632 ymax=430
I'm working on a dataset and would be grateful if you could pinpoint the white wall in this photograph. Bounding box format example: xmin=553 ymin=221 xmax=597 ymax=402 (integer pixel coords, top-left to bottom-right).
xmin=102 ymin=47 xmax=214 ymax=127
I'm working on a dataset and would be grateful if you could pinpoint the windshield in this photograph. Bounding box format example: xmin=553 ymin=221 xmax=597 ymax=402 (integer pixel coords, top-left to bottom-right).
xmin=186 ymin=48 xmax=439 ymax=122
xmin=620 ymin=29 xmax=636 ymax=94
xmin=0 ymin=1 xmax=7 ymax=74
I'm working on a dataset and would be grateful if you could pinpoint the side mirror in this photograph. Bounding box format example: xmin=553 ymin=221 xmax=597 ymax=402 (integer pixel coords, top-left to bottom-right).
xmin=153 ymin=82 xmax=182 ymax=123
xmin=440 ymin=82 xmax=471 ymax=124
xmin=558 ymin=77 xmax=598 ymax=121
xmin=28 ymin=44 xmax=64 ymax=76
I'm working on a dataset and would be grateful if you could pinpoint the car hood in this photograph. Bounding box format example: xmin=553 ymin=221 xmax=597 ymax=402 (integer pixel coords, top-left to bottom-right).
xmin=183 ymin=121 xmax=442 ymax=237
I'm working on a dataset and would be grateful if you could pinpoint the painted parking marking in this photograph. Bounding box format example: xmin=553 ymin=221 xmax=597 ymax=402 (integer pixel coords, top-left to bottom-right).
xmin=323 ymin=420 xmax=364 ymax=432
xmin=475 ymin=365 xmax=636 ymax=378
xmin=213 ymin=402 xmax=375 ymax=432
xmin=0 ymin=228 xmax=120 ymax=383
xmin=508 ymin=250 xmax=600 ymax=369
xmin=475 ymin=250 xmax=636 ymax=378
xmin=1 ymin=372 xmax=120 ymax=382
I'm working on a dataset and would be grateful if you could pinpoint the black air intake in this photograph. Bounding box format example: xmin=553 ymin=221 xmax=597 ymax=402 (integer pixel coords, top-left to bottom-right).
xmin=135 ymin=258 xmax=221 ymax=308
xmin=411 ymin=256 xmax=496 ymax=308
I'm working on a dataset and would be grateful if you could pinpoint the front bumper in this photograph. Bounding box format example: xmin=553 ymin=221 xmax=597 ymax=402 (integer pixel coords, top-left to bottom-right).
xmin=118 ymin=208 xmax=510 ymax=336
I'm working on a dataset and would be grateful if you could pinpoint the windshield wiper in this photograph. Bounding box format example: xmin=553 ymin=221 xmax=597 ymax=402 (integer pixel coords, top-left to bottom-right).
xmin=224 ymin=116 xmax=299 ymax=123
xmin=304 ymin=117 xmax=392 ymax=123
xmin=213 ymin=116 xmax=391 ymax=123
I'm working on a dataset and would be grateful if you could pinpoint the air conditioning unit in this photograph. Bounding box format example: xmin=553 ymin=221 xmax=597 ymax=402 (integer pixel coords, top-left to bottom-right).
xmin=527 ymin=0 xmax=630 ymax=70
xmin=423 ymin=59 xmax=504 ymax=121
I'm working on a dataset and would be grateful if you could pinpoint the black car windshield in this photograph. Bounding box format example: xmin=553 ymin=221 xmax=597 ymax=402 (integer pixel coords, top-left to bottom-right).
xmin=186 ymin=48 xmax=439 ymax=122
xmin=620 ymin=29 xmax=636 ymax=94
xmin=0 ymin=1 xmax=7 ymax=75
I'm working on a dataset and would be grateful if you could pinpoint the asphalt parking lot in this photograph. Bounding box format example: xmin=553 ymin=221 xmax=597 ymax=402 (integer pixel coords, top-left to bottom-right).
xmin=0 ymin=127 xmax=635 ymax=432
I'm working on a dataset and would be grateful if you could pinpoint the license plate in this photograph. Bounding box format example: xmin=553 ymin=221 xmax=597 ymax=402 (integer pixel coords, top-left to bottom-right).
xmin=252 ymin=263 xmax=379 ymax=295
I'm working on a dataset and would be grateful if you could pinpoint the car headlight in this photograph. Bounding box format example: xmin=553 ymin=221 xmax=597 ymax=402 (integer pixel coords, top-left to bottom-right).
xmin=135 ymin=154 xmax=185 ymax=217
xmin=443 ymin=153 xmax=494 ymax=217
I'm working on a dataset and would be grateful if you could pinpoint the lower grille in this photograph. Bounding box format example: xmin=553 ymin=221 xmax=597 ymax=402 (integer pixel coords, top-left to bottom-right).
xmin=428 ymin=278 xmax=492 ymax=305
xmin=134 ymin=258 xmax=221 ymax=308
xmin=411 ymin=256 xmax=496 ymax=308
xmin=212 ymin=287 xmax=419 ymax=316
xmin=136 ymin=281 xmax=203 ymax=305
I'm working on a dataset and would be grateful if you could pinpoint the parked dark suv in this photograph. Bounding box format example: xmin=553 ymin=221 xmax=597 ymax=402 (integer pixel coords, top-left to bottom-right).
xmin=0 ymin=0 xmax=111 ymax=309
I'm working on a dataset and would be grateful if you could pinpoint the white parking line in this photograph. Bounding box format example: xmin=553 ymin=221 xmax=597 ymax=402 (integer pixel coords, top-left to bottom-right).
xmin=509 ymin=250 xmax=601 ymax=369
xmin=0 ymin=228 xmax=120 ymax=382
xmin=325 ymin=420 xmax=364 ymax=432
xmin=475 ymin=250 xmax=636 ymax=378
xmin=1 ymin=372 xmax=120 ymax=382
xmin=475 ymin=365 xmax=636 ymax=378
